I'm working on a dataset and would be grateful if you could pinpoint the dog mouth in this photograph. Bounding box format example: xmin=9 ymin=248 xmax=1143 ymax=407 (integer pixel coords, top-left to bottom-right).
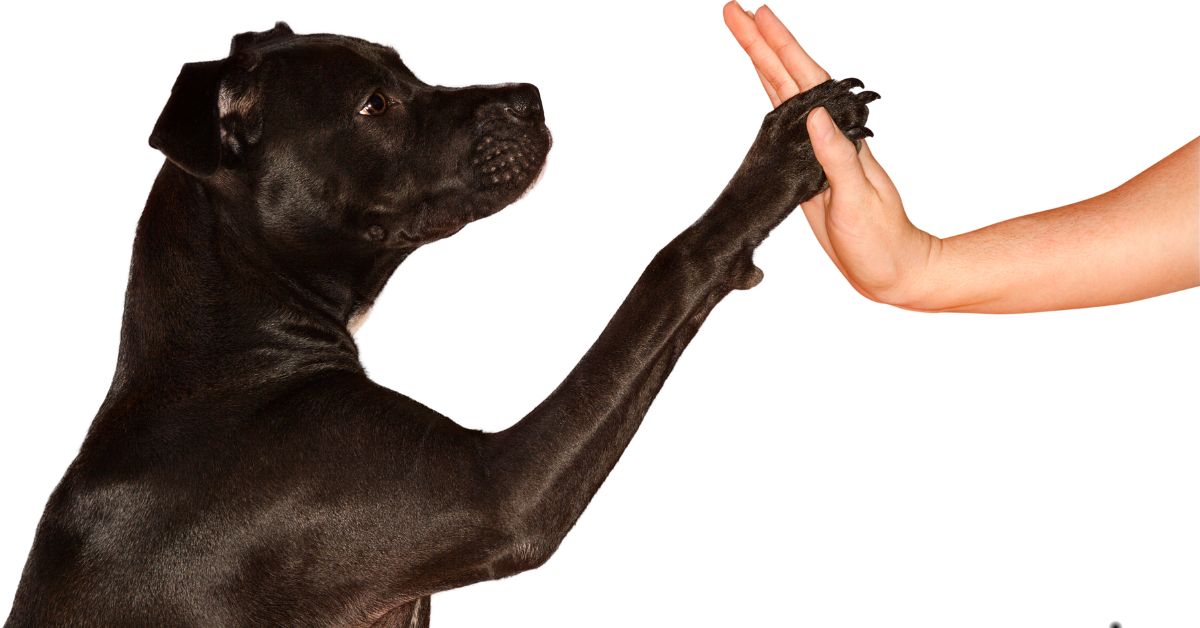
xmin=385 ymin=92 xmax=552 ymax=247
xmin=470 ymin=132 xmax=549 ymax=189
xmin=467 ymin=117 xmax=552 ymax=204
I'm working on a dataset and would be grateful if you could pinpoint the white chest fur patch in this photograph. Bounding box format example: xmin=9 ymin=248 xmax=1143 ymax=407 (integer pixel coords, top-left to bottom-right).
xmin=347 ymin=306 xmax=372 ymax=335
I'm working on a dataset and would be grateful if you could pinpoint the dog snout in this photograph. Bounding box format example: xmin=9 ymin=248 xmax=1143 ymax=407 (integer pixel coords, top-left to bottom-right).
xmin=499 ymin=83 xmax=543 ymax=124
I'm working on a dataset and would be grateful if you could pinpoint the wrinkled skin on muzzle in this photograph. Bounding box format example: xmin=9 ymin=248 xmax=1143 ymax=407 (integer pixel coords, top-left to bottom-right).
xmin=151 ymin=24 xmax=551 ymax=320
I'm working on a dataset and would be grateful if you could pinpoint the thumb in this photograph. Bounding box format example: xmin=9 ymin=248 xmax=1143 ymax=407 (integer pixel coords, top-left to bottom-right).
xmin=807 ymin=107 xmax=870 ymax=197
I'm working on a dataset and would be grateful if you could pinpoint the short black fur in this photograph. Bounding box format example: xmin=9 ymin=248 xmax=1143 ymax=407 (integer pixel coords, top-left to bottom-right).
xmin=5 ymin=23 xmax=876 ymax=627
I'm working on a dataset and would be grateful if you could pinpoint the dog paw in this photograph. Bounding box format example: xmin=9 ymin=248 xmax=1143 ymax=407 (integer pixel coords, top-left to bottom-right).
xmin=744 ymin=77 xmax=878 ymax=168
xmin=689 ymin=78 xmax=879 ymax=289
xmin=828 ymin=81 xmax=880 ymax=145
xmin=713 ymin=76 xmax=880 ymax=215
xmin=769 ymin=77 xmax=878 ymax=152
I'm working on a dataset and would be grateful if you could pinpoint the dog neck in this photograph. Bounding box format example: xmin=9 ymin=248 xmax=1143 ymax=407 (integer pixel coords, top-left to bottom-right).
xmin=111 ymin=162 xmax=387 ymax=397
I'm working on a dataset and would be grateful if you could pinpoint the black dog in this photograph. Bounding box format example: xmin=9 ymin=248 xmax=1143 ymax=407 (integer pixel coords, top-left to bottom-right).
xmin=5 ymin=23 xmax=875 ymax=627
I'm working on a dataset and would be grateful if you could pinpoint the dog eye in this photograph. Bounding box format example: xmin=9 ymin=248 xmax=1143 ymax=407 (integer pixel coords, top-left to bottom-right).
xmin=359 ymin=92 xmax=389 ymax=116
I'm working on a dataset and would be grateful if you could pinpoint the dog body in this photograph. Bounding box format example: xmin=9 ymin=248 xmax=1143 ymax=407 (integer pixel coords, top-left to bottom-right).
xmin=5 ymin=24 xmax=875 ymax=627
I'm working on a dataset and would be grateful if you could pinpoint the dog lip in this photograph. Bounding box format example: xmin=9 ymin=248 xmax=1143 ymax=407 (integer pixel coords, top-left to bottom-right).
xmin=468 ymin=123 xmax=550 ymax=193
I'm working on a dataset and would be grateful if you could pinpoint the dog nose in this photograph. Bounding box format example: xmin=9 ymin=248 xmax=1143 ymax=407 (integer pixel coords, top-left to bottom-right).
xmin=501 ymin=84 xmax=543 ymax=123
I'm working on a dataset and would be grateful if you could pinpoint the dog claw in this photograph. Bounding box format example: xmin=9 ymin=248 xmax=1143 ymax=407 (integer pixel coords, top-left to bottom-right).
xmin=857 ymin=91 xmax=881 ymax=104
xmin=845 ymin=126 xmax=873 ymax=140
xmin=838 ymin=77 xmax=865 ymax=90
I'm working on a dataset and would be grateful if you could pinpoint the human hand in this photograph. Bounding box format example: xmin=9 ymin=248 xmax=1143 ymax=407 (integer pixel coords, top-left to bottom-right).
xmin=723 ymin=2 xmax=938 ymax=307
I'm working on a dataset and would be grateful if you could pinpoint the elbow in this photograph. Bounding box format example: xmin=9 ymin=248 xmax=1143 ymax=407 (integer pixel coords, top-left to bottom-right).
xmin=474 ymin=437 xmax=577 ymax=580
xmin=489 ymin=534 xmax=561 ymax=579
xmin=474 ymin=469 xmax=568 ymax=579
xmin=484 ymin=515 xmax=566 ymax=580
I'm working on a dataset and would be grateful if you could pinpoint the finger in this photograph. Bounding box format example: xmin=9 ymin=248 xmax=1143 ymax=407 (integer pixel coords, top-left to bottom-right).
xmin=755 ymin=67 xmax=783 ymax=107
xmin=737 ymin=6 xmax=782 ymax=106
xmin=744 ymin=7 xmax=782 ymax=106
xmin=723 ymin=1 xmax=801 ymax=102
xmin=856 ymin=141 xmax=901 ymax=205
xmin=807 ymin=108 xmax=871 ymax=197
xmin=753 ymin=5 xmax=830 ymax=91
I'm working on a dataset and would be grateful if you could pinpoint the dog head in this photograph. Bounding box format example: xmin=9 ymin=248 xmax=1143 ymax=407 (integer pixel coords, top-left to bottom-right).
xmin=149 ymin=22 xmax=551 ymax=275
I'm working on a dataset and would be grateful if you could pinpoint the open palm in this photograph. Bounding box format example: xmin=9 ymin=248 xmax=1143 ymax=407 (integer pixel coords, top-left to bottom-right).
xmin=722 ymin=2 xmax=936 ymax=306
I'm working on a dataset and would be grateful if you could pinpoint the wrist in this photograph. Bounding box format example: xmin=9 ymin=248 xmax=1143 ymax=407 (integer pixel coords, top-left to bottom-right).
xmin=867 ymin=231 xmax=946 ymax=311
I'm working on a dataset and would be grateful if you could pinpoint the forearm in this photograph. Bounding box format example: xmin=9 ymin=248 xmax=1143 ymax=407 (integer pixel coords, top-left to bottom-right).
xmin=899 ymin=138 xmax=1199 ymax=313
xmin=481 ymin=79 xmax=871 ymax=540
xmin=485 ymin=236 xmax=730 ymax=545
xmin=483 ymin=180 xmax=793 ymax=544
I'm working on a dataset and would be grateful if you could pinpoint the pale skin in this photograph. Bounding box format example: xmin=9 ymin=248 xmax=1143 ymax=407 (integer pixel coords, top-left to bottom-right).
xmin=723 ymin=2 xmax=1200 ymax=313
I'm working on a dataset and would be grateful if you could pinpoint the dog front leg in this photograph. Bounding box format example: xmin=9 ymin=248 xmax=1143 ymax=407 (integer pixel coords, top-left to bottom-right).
xmin=480 ymin=79 xmax=878 ymax=577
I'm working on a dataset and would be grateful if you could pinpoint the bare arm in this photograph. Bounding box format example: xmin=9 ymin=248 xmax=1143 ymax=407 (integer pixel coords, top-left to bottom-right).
xmin=910 ymin=139 xmax=1199 ymax=312
xmin=725 ymin=2 xmax=1200 ymax=313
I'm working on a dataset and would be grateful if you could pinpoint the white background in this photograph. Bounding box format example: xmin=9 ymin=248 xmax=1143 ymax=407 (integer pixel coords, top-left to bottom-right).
xmin=1 ymin=1 xmax=1198 ymax=626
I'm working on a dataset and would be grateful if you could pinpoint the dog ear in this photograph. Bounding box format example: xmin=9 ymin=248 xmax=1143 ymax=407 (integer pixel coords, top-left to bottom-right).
xmin=230 ymin=21 xmax=294 ymax=56
xmin=149 ymin=23 xmax=292 ymax=177
xmin=149 ymin=59 xmax=226 ymax=178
